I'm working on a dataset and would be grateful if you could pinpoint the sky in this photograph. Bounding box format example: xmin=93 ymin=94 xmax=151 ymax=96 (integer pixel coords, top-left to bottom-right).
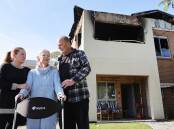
xmin=0 ymin=0 xmax=173 ymax=62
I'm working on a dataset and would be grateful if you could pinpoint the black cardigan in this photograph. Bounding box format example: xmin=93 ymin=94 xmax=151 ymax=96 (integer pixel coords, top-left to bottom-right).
xmin=0 ymin=63 xmax=30 ymax=108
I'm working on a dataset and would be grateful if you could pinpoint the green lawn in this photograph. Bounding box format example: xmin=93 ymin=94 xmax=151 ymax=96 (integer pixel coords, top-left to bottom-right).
xmin=90 ymin=122 xmax=152 ymax=129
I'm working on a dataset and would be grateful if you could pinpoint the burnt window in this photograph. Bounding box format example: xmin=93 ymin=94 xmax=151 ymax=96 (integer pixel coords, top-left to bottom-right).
xmin=77 ymin=33 xmax=81 ymax=46
xmin=94 ymin=22 xmax=144 ymax=43
xmin=171 ymin=87 xmax=174 ymax=96
xmin=75 ymin=33 xmax=81 ymax=47
xmin=154 ymin=37 xmax=171 ymax=58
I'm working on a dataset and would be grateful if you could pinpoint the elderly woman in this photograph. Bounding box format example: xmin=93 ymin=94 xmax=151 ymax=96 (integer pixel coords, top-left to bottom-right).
xmin=16 ymin=49 xmax=65 ymax=129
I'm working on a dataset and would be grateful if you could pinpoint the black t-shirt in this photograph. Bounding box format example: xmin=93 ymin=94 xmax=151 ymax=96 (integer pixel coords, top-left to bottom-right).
xmin=59 ymin=56 xmax=71 ymax=82
xmin=58 ymin=50 xmax=76 ymax=82
xmin=0 ymin=63 xmax=30 ymax=108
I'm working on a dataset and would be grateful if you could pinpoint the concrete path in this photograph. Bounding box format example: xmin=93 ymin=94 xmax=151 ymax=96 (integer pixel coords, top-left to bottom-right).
xmin=147 ymin=121 xmax=174 ymax=129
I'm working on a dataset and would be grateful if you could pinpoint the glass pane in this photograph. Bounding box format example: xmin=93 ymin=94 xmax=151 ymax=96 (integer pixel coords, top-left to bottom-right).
xmin=154 ymin=20 xmax=160 ymax=28
xmin=108 ymin=100 xmax=117 ymax=112
xmin=171 ymin=87 xmax=174 ymax=96
xmin=97 ymin=82 xmax=107 ymax=99
xmin=97 ymin=82 xmax=106 ymax=87
xmin=165 ymin=22 xmax=172 ymax=30
xmin=154 ymin=38 xmax=161 ymax=56
xmin=160 ymin=38 xmax=170 ymax=57
xmin=107 ymin=82 xmax=116 ymax=99
xmin=160 ymin=20 xmax=165 ymax=29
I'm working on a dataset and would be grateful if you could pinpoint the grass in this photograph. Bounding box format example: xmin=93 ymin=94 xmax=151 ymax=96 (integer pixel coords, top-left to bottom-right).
xmin=90 ymin=122 xmax=152 ymax=129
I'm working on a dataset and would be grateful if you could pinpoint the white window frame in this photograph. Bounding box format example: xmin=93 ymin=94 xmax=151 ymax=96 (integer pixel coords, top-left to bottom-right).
xmin=97 ymin=81 xmax=116 ymax=102
xmin=153 ymin=19 xmax=174 ymax=31
xmin=154 ymin=36 xmax=172 ymax=59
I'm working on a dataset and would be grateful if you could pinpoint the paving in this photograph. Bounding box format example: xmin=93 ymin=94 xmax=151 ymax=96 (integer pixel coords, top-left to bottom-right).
xmin=17 ymin=120 xmax=174 ymax=129
xmin=146 ymin=120 xmax=174 ymax=129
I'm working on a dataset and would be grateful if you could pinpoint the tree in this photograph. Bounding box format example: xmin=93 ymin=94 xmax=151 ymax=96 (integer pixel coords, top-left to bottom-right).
xmin=50 ymin=51 xmax=61 ymax=59
xmin=159 ymin=0 xmax=174 ymax=12
xmin=50 ymin=51 xmax=61 ymax=67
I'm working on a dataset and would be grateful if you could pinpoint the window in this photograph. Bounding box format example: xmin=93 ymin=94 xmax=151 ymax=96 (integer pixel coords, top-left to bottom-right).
xmin=154 ymin=37 xmax=171 ymax=58
xmin=171 ymin=87 xmax=174 ymax=96
xmin=94 ymin=22 xmax=144 ymax=43
xmin=75 ymin=33 xmax=81 ymax=47
xmin=154 ymin=19 xmax=160 ymax=28
xmin=154 ymin=19 xmax=172 ymax=30
xmin=164 ymin=21 xmax=172 ymax=30
xmin=97 ymin=81 xmax=118 ymax=113
xmin=97 ymin=82 xmax=115 ymax=100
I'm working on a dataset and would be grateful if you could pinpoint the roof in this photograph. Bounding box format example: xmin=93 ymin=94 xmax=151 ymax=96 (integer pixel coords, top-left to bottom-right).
xmin=132 ymin=10 xmax=174 ymax=24
xmin=69 ymin=6 xmax=141 ymax=39
xmin=69 ymin=7 xmax=174 ymax=39
xmin=69 ymin=6 xmax=84 ymax=39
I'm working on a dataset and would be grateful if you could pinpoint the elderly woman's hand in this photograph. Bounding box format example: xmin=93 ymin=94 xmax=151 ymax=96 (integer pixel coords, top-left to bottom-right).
xmin=57 ymin=93 xmax=66 ymax=101
xmin=15 ymin=94 xmax=24 ymax=102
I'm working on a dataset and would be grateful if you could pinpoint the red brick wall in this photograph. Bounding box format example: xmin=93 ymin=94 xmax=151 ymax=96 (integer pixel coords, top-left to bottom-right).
xmin=153 ymin=29 xmax=174 ymax=83
xmin=162 ymin=87 xmax=174 ymax=119
xmin=153 ymin=29 xmax=174 ymax=119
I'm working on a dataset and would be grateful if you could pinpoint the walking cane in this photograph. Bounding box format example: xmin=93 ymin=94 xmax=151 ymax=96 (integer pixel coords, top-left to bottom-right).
xmin=12 ymin=99 xmax=19 ymax=129
xmin=61 ymin=99 xmax=64 ymax=129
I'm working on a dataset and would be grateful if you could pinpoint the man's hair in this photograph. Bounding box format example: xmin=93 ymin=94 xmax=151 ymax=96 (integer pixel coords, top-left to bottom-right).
xmin=59 ymin=36 xmax=71 ymax=44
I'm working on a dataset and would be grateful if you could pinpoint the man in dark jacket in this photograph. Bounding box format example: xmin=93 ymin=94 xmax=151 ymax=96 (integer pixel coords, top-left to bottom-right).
xmin=57 ymin=36 xmax=91 ymax=129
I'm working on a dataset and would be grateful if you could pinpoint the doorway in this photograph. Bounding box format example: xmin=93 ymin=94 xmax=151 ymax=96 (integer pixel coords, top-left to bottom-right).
xmin=121 ymin=84 xmax=141 ymax=118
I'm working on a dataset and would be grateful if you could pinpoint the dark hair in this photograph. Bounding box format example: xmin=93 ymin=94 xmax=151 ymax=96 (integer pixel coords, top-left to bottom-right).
xmin=3 ymin=51 xmax=12 ymax=64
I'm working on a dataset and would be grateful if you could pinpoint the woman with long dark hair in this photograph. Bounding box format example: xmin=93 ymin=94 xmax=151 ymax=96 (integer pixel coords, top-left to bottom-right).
xmin=0 ymin=47 xmax=30 ymax=129
xmin=3 ymin=51 xmax=12 ymax=64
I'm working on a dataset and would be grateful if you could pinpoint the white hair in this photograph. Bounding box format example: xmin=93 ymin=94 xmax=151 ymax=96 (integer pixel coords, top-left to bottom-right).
xmin=36 ymin=49 xmax=50 ymax=67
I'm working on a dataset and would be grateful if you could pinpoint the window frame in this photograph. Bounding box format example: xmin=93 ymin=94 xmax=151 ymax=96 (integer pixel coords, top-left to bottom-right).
xmin=171 ymin=87 xmax=174 ymax=97
xmin=97 ymin=81 xmax=118 ymax=115
xmin=153 ymin=36 xmax=172 ymax=59
xmin=153 ymin=19 xmax=173 ymax=31
xmin=94 ymin=21 xmax=145 ymax=44
xmin=97 ymin=81 xmax=116 ymax=102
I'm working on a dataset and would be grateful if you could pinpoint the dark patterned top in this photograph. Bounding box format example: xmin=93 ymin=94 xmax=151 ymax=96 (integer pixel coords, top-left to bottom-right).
xmin=58 ymin=49 xmax=91 ymax=103
xmin=0 ymin=63 xmax=30 ymax=108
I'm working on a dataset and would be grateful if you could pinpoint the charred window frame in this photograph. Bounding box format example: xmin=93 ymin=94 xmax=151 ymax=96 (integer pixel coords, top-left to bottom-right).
xmin=77 ymin=33 xmax=81 ymax=46
xmin=171 ymin=87 xmax=174 ymax=96
xmin=94 ymin=22 xmax=144 ymax=43
xmin=75 ymin=32 xmax=82 ymax=47
xmin=154 ymin=37 xmax=171 ymax=58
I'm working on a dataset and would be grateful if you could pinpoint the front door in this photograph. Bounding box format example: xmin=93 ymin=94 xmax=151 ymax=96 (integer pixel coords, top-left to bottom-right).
xmin=121 ymin=84 xmax=142 ymax=118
